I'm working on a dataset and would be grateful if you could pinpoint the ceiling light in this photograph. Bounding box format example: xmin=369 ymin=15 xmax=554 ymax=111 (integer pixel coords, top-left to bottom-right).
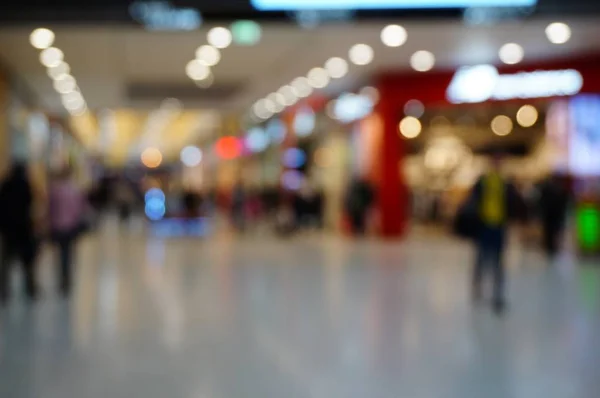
xmin=53 ymin=74 xmax=77 ymax=94
xmin=516 ymin=104 xmax=538 ymax=127
xmin=30 ymin=28 xmax=55 ymax=50
xmin=194 ymin=72 xmax=214 ymax=88
xmin=278 ymin=85 xmax=298 ymax=106
xmin=325 ymin=57 xmax=348 ymax=79
xmin=69 ymin=105 xmax=88 ymax=117
xmin=62 ymin=94 xmax=85 ymax=111
xmin=499 ymin=43 xmax=524 ymax=65
xmin=410 ymin=50 xmax=435 ymax=72
xmin=349 ymin=44 xmax=374 ymax=66
xmin=263 ymin=97 xmax=277 ymax=113
xmin=47 ymin=62 xmax=70 ymax=80
xmin=399 ymin=116 xmax=422 ymax=138
xmin=546 ymin=22 xmax=571 ymax=44
xmin=40 ymin=47 xmax=64 ymax=68
xmin=291 ymin=77 xmax=313 ymax=98
xmin=195 ymin=45 xmax=221 ymax=66
xmin=207 ymin=27 xmax=232 ymax=49
xmin=180 ymin=146 xmax=203 ymax=167
xmin=491 ymin=115 xmax=513 ymax=136
xmin=307 ymin=67 xmax=330 ymax=88
xmin=381 ymin=24 xmax=407 ymax=47
xmin=62 ymin=91 xmax=83 ymax=104
xmin=253 ymin=99 xmax=273 ymax=120
xmin=268 ymin=92 xmax=286 ymax=112
xmin=186 ymin=60 xmax=210 ymax=80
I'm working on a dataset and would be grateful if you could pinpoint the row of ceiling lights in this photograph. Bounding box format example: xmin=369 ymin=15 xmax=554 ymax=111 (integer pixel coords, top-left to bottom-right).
xmin=250 ymin=21 xmax=571 ymax=123
xmin=29 ymin=28 xmax=88 ymax=116
xmin=186 ymin=21 xmax=263 ymax=86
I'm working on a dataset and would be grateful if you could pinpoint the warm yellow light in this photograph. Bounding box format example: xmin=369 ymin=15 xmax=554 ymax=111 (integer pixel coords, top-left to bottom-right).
xmin=491 ymin=115 xmax=513 ymax=136
xmin=141 ymin=147 xmax=163 ymax=168
xmin=516 ymin=105 xmax=538 ymax=127
xmin=399 ymin=116 xmax=422 ymax=138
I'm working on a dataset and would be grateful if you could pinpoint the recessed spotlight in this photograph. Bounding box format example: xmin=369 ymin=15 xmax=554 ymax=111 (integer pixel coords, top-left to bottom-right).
xmin=186 ymin=60 xmax=210 ymax=81
xmin=291 ymin=77 xmax=313 ymax=98
xmin=349 ymin=44 xmax=374 ymax=66
xmin=278 ymin=85 xmax=298 ymax=106
xmin=516 ymin=105 xmax=538 ymax=127
xmin=268 ymin=92 xmax=286 ymax=112
xmin=399 ymin=116 xmax=422 ymax=138
xmin=53 ymin=74 xmax=77 ymax=94
xmin=499 ymin=43 xmax=524 ymax=65
xmin=491 ymin=115 xmax=513 ymax=136
xmin=30 ymin=28 xmax=55 ymax=50
xmin=47 ymin=62 xmax=70 ymax=80
xmin=207 ymin=27 xmax=232 ymax=49
xmin=195 ymin=45 xmax=221 ymax=66
xmin=381 ymin=24 xmax=407 ymax=48
xmin=546 ymin=22 xmax=571 ymax=44
xmin=410 ymin=51 xmax=435 ymax=72
xmin=40 ymin=47 xmax=63 ymax=68
xmin=307 ymin=67 xmax=330 ymax=88
xmin=325 ymin=57 xmax=348 ymax=79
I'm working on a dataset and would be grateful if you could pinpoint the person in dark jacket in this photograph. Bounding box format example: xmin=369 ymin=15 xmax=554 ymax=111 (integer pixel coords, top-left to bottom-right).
xmin=469 ymin=158 xmax=524 ymax=314
xmin=345 ymin=178 xmax=375 ymax=236
xmin=0 ymin=163 xmax=38 ymax=303
xmin=539 ymin=173 xmax=569 ymax=258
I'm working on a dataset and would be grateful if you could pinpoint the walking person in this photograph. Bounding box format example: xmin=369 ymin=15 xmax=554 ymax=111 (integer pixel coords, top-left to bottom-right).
xmin=48 ymin=167 xmax=87 ymax=297
xmin=468 ymin=156 xmax=523 ymax=315
xmin=345 ymin=178 xmax=374 ymax=236
xmin=0 ymin=163 xmax=39 ymax=304
xmin=539 ymin=173 xmax=569 ymax=259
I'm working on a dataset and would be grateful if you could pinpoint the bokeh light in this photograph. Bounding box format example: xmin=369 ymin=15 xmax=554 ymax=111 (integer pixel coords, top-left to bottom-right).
xmin=283 ymin=147 xmax=306 ymax=169
xmin=349 ymin=44 xmax=374 ymax=66
xmin=359 ymin=86 xmax=380 ymax=104
xmin=294 ymin=107 xmax=316 ymax=137
xmin=207 ymin=27 xmax=232 ymax=49
xmin=546 ymin=22 xmax=571 ymax=44
xmin=516 ymin=105 xmax=538 ymax=127
xmin=278 ymin=85 xmax=298 ymax=106
xmin=53 ymin=74 xmax=77 ymax=94
xmin=195 ymin=45 xmax=221 ymax=66
xmin=399 ymin=116 xmax=422 ymax=138
xmin=281 ymin=170 xmax=305 ymax=191
xmin=40 ymin=47 xmax=64 ymax=68
xmin=491 ymin=115 xmax=513 ymax=136
xmin=141 ymin=147 xmax=163 ymax=168
xmin=410 ymin=50 xmax=435 ymax=72
xmin=246 ymin=127 xmax=270 ymax=152
xmin=186 ymin=60 xmax=211 ymax=80
xmin=266 ymin=118 xmax=287 ymax=143
xmin=231 ymin=20 xmax=262 ymax=46
xmin=30 ymin=28 xmax=55 ymax=50
xmin=47 ymin=62 xmax=70 ymax=80
xmin=381 ymin=24 xmax=407 ymax=47
xmin=404 ymin=99 xmax=425 ymax=118
xmin=180 ymin=146 xmax=203 ymax=167
xmin=307 ymin=67 xmax=330 ymax=89
xmin=325 ymin=57 xmax=349 ymax=79
xmin=499 ymin=43 xmax=524 ymax=65
xmin=291 ymin=77 xmax=313 ymax=98
xmin=215 ymin=136 xmax=242 ymax=159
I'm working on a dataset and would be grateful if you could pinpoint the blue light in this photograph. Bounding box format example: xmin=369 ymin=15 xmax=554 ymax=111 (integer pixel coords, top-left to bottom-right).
xmin=283 ymin=148 xmax=306 ymax=169
xmin=145 ymin=188 xmax=165 ymax=203
xmin=266 ymin=119 xmax=287 ymax=143
xmin=251 ymin=0 xmax=536 ymax=10
xmin=145 ymin=198 xmax=166 ymax=221
xmin=246 ymin=127 xmax=270 ymax=153
xmin=281 ymin=170 xmax=305 ymax=191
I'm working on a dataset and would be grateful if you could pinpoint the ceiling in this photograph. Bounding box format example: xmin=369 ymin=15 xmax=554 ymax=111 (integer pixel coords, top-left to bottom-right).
xmin=1 ymin=18 xmax=599 ymax=162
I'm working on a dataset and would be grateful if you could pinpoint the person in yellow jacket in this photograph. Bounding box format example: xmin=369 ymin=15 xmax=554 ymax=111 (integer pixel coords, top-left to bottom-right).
xmin=470 ymin=156 xmax=523 ymax=315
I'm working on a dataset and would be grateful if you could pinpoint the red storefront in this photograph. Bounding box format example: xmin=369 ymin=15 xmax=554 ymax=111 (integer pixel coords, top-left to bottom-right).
xmin=373 ymin=54 xmax=600 ymax=238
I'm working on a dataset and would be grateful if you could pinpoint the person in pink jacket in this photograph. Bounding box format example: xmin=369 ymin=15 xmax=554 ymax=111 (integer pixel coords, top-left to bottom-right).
xmin=48 ymin=167 xmax=86 ymax=297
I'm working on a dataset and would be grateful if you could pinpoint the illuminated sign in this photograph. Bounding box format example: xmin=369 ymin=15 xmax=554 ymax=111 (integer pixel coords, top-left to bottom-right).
xmin=130 ymin=1 xmax=201 ymax=31
xmin=251 ymin=0 xmax=536 ymax=11
xmin=446 ymin=64 xmax=583 ymax=104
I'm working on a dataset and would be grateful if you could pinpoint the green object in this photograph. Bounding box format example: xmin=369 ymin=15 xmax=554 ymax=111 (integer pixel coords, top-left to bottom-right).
xmin=231 ymin=20 xmax=262 ymax=46
xmin=576 ymin=206 xmax=600 ymax=251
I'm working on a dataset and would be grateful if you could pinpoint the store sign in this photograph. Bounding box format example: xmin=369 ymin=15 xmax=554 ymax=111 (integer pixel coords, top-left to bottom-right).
xmin=446 ymin=64 xmax=583 ymax=104
xmin=251 ymin=0 xmax=536 ymax=10
xmin=130 ymin=1 xmax=202 ymax=31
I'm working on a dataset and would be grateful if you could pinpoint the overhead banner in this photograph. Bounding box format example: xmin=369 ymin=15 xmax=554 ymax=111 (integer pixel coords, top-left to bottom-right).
xmin=251 ymin=0 xmax=536 ymax=10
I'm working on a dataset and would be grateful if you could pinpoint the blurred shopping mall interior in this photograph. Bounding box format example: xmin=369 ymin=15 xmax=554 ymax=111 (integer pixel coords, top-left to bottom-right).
xmin=1 ymin=0 xmax=600 ymax=397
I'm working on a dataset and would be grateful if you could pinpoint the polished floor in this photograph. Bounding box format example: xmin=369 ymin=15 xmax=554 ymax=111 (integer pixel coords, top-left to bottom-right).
xmin=1 ymin=224 xmax=600 ymax=398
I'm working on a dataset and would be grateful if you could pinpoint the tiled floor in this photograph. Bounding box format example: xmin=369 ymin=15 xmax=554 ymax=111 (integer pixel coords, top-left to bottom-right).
xmin=1 ymin=226 xmax=599 ymax=398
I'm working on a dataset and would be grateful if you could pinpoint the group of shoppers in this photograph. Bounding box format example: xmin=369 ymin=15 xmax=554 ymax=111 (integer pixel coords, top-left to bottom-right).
xmin=0 ymin=162 xmax=86 ymax=304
